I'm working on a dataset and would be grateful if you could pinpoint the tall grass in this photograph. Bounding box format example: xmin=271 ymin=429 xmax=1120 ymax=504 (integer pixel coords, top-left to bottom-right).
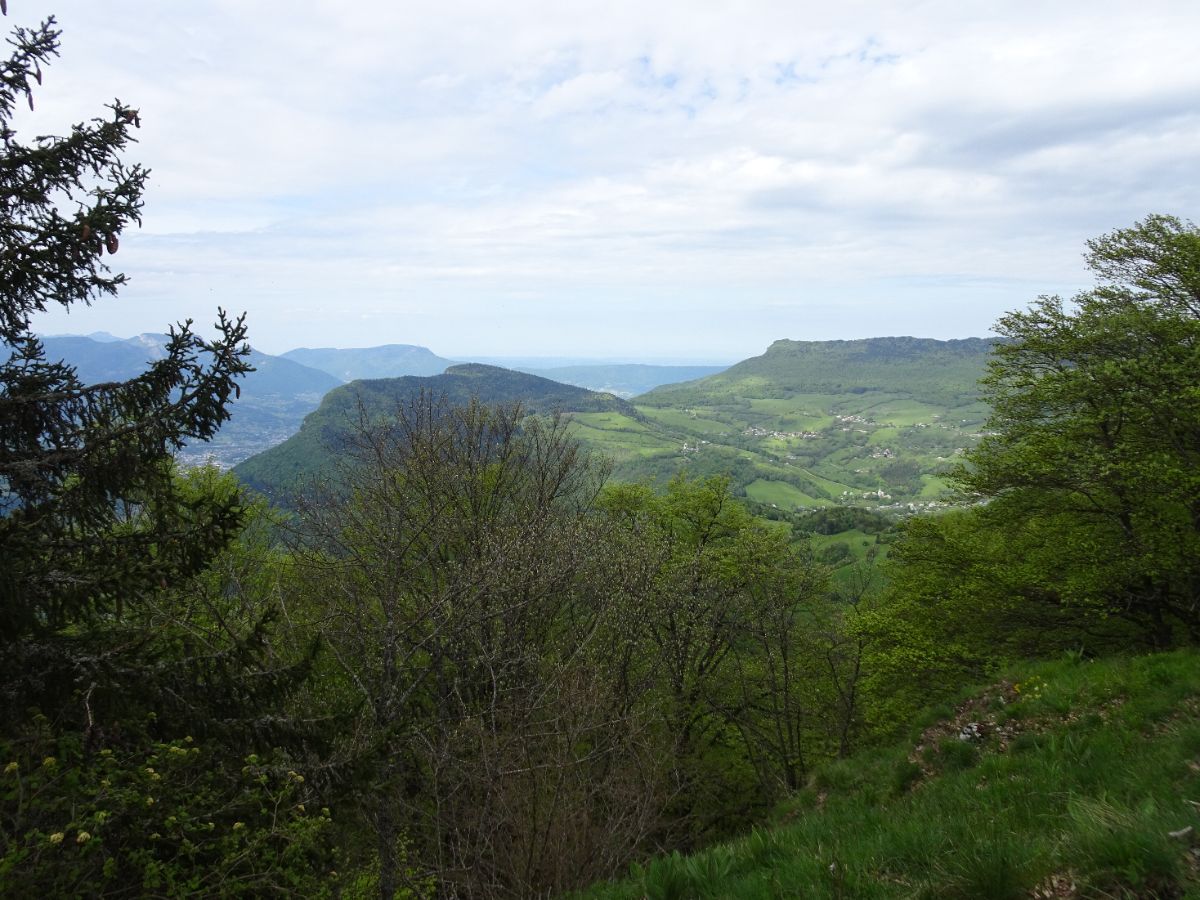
xmin=578 ymin=649 xmax=1200 ymax=899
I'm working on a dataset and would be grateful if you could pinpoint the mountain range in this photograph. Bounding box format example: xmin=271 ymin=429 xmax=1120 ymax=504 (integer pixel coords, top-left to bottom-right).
xmin=230 ymin=336 xmax=997 ymax=511
xmin=30 ymin=335 xmax=734 ymax=466
xmin=30 ymin=333 xmax=999 ymax=508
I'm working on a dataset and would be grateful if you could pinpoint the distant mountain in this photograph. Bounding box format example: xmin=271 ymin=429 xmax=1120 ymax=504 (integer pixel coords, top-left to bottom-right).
xmin=233 ymin=364 xmax=635 ymax=499
xmin=468 ymin=355 xmax=732 ymax=369
xmin=641 ymin=337 xmax=996 ymax=407
xmin=234 ymin=338 xmax=999 ymax=512
xmin=281 ymin=344 xmax=456 ymax=381
xmin=39 ymin=329 xmax=125 ymax=343
xmin=34 ymin=334 xmax=343 ymax=467
xmin=37 ymin=334 xmax=170 ymax=382
xmin=622 ymin=336 xmax=998 ymax=510
xmin=517 ymin=364 xmax=727 ymax=398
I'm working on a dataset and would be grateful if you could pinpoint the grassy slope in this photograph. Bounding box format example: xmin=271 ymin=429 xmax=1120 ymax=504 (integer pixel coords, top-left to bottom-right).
xmin=232 ymin=338 xmax=996 ymax=511
xmin=616 ymin=338 xmax=996 ymax=512
xmin=581 ymin=649 xmax=1200 ymax=899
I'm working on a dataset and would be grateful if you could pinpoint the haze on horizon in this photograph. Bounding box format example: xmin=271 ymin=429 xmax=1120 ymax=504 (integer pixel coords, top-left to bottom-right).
xmin=20 ymin=0 xmax=1200 ymax=360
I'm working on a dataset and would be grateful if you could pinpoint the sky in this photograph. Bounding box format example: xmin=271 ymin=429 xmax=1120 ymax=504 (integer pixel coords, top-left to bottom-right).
xmin=19 ymin=0 xmax=1200 ymax=361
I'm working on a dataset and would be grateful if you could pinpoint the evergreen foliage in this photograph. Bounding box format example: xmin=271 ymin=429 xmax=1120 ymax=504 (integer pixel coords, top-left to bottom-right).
xmin=0 ymin=12 xmax=252 ymax=639
xmin=0 ymin=11 xmax=338 ymax=895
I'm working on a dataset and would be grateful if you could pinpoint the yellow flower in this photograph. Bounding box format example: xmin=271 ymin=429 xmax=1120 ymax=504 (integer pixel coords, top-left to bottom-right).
xmin=76 ymin=831 xmax=91 ymax=844
xmin=3 ymin=761 xmax=17 ymax=775
xmin=42 ymin=756 xmax=57 ymax=768
xmin=48 ymin=832 xmax=65 ymax=845
xmin=232 ymin=821 xmax=245 ymax=831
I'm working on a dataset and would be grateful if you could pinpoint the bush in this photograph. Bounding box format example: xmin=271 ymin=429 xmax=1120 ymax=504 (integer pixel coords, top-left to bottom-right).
xmin=0 ymin=720 xmax=339 ymax=896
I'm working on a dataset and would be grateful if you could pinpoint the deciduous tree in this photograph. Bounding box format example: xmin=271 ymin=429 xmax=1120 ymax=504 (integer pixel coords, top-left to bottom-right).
xmin=960 ymin=215 xmax=1200 ymax=646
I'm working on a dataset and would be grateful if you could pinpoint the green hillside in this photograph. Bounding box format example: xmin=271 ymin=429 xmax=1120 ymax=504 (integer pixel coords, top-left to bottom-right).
xmin=233 ymin=363 xmax=637 ymax=498
xmin=615 ymin=337 xmax=996 ymax=511
xmin=648 ymin=337 xmax=993 ymax=404
xmin=235 ymin=337 xmax=997 ymax=510
xmin=581 ymin=648 xmax=1200 ymax=899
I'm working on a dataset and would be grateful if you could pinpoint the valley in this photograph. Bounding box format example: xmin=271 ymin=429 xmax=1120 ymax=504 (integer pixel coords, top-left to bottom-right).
xmin=33 ymin=332 xmax=995 ymax=510
xmin=228 ymin=335 xmax=994 ymax=512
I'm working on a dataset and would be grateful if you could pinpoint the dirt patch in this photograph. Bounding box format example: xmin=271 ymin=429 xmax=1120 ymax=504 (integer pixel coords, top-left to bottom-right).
xmin=906 ymin=680 xmax=1024 ymax=780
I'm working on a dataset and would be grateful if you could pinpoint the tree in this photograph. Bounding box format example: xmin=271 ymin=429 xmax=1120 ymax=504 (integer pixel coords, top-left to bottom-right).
xmin=0 ymin=11 xmax=252 ymax=641
xmin=295 ymin=395 xmax=664 ymax=898
xmin=598 ymin=475 xmax=835 ymax=842
xmin=956 ymin=215 xmax=1200 ymax=647
xmin=0 ymin=13 xmax=346 ymax=895
xmin=854 ymin=217 xmax=1200 ymax=734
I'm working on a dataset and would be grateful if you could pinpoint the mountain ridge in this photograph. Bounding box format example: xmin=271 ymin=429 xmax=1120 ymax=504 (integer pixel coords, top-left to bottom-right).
xmin=233 ymin=364 xmax=637 ymax=498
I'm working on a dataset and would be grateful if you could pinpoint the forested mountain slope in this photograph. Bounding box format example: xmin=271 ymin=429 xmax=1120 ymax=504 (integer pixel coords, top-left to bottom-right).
xmin=35 ymin=334 xmax=343 ymax=467
xmin=233 ymin=363 xmax=635 ymax=497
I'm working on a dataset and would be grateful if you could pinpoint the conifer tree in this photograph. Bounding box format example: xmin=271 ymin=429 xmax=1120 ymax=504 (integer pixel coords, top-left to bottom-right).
xmin=0 ymin=10 xmax=252 ymax=641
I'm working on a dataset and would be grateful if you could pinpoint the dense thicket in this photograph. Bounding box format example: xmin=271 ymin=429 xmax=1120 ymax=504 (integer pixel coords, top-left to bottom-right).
xmin=279 ymin=395 xmax=857 ymax=897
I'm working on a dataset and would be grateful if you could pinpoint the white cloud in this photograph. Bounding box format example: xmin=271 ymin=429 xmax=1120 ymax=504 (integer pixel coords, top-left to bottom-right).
xmin=20 ymin=0 xmax=1200 ymax=357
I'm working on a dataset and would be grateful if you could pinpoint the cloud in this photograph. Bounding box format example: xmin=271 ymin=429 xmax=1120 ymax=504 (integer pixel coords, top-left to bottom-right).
xmin=20 ymin=0 xmax=1200 ymax=357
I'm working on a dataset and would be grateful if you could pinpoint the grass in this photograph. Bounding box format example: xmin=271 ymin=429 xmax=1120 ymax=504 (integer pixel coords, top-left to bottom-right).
xmin=584 ymin=381 xmax=984 ymax=509
xmin=637 ymin=408 xmax=732 ymax=435
xmin=576 ymin=648 xmax=1200 ymax=899
xmin=744 ymin=478 xmax=831 ymax=509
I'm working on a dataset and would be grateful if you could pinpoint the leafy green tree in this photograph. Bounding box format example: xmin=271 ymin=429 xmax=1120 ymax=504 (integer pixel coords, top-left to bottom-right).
xmin=295 ymin=396 xmax=669 ymax=898
xmin=599 ymin=476 xmax=839 ymax=841
xmin=960 ymin=215 xmax=1200 ymax=647
xmin=0 ymin=11 xmax=251 ymax=641
xmin=857 ymin=216 xmax=1200 ymax=734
